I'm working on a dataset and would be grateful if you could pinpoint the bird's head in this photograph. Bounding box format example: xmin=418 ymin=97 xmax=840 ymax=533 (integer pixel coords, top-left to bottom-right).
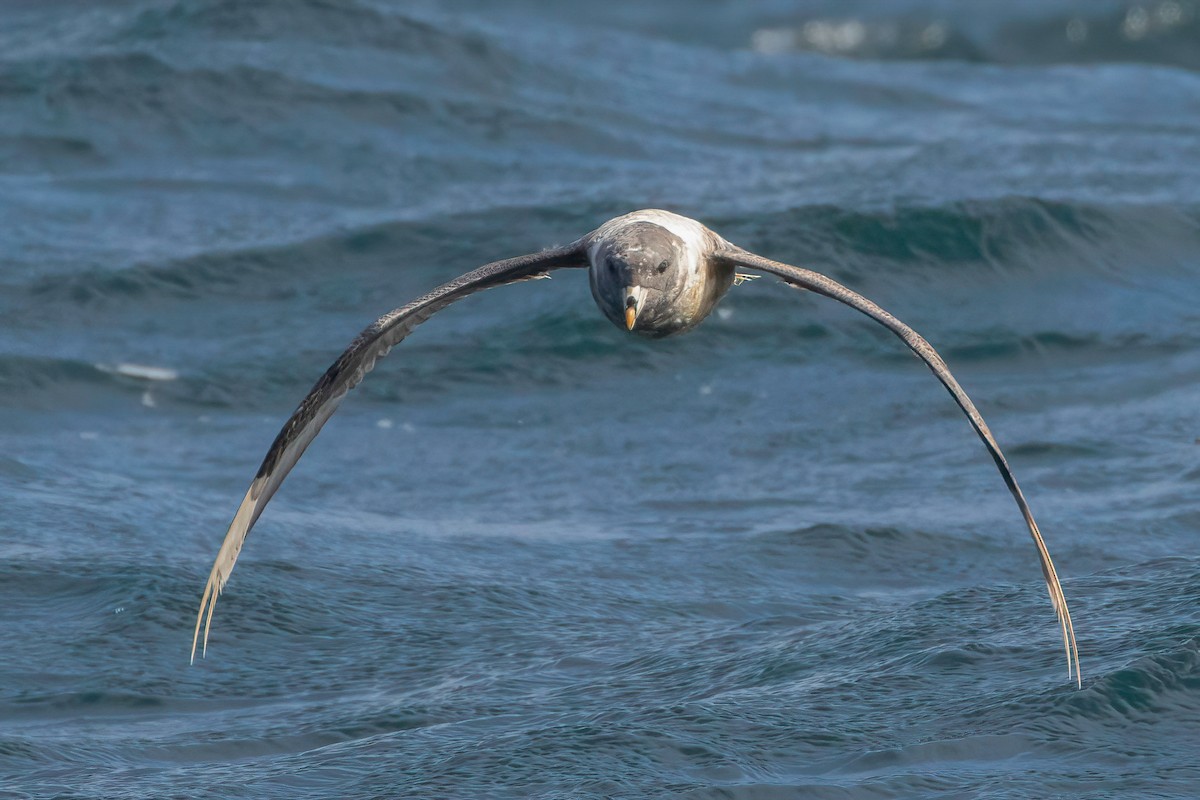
xmin=587 ymin=221 xmax=693 ymax=338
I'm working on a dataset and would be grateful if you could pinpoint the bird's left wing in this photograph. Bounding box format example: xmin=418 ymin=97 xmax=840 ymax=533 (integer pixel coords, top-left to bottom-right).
xmin=192 ymin=241 xmax=588 ymax=662
xmin=712 ymin=246 xmax=1080 ymax=687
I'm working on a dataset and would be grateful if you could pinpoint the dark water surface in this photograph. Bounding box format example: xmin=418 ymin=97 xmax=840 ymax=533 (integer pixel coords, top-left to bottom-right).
xmin=3 ymin=1 xmax=1200 ymax=797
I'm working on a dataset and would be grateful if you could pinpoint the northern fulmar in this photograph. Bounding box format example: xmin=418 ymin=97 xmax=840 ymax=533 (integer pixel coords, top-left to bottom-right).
xmin=191 ymin=209 xmax=1081 ymax=687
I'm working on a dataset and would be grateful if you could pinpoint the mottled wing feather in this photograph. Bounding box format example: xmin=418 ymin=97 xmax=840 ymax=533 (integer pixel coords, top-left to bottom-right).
xmin=191 ymin=242 xmax=588 ymax=662
xmin=714 ymin=247 xmax=1081 ymax=687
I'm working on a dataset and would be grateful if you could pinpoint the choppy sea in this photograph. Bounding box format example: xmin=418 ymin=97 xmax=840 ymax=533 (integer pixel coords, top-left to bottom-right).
xmin=2 ymin=1 xmax=1199 ymax=797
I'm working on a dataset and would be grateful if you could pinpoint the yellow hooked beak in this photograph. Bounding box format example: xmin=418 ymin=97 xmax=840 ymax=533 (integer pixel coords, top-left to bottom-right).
xmin=624 ymin=300 xmax=638 ymax=330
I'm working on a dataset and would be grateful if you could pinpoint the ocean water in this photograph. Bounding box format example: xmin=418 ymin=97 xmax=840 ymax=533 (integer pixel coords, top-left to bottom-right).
xmin=2 ymin=0 xmax=1200 ymax=797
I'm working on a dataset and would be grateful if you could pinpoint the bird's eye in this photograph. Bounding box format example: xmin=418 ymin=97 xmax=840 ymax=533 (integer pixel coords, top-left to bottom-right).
xmin=606 ymin=256 xmax=618 ymax=273
xmin=656 ymin=260 xmax=669 ymax=273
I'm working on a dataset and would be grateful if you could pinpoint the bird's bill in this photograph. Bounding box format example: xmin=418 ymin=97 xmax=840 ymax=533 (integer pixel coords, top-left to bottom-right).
xmin=623 ymin=286 xmax=644 ymax=330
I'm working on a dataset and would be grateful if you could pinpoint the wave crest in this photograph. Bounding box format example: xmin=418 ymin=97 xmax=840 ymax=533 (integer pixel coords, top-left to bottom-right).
xmin=752 ymin=2 xmax=1200 ymax=69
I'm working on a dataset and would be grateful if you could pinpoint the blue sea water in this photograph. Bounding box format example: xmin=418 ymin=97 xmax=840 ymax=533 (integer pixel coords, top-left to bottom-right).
xmin=2 ymin=0 xmax=1200 ymax=797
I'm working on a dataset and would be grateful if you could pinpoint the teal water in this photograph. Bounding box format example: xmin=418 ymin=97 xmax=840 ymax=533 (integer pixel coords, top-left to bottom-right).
xmin=2 ymin=1 xmax=1199 ymax=797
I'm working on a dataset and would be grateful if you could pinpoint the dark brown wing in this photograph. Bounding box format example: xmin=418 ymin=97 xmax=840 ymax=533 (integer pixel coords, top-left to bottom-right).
xmin=714 ymin=246 xmax=1080 ymax=687
xmin=192 ymin=242 xmax=588 ymax=662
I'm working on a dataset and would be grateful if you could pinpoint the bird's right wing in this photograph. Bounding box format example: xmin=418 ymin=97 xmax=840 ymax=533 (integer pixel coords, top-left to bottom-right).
xmin=714 ymin=246 xmax=1081 ymax=687
xmin=192 ymin=241 xmax=589 ymax=662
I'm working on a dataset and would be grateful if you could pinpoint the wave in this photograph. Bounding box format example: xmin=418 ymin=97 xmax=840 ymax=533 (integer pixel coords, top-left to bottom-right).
xmin=0 ymin=50 xmax=491 ymax=148
xmin=1084 ymin=642 xmax=1200 ymax=717
xmin=0 ymin=133 xmax=105 ymax=173
xmin=7 ymin=197 xmax=1198 ymax=410
xmin=120 ymin=0 xmax=487 ymax=56
xmin=751 ymin=1 xmax=1200 ymax=69
xmin=993 ymin=635 xmax=1200 ymax=748
xmin=749 ymin=522 xmax=976 ymax=563
xmin=719 ymin=198 xmax=1200 ymax=280
xmin=0 ymin=1 xmax=643 ymax=167
xmin=17 ymin=204 xmax=595 ymax=308
xmin=23 ymin=198 xmax=1200 ymax=309
xmin=0 ymin=353 xmax=224 ymax=410
xmin=0 ymin=354 xmax=130 ymax=403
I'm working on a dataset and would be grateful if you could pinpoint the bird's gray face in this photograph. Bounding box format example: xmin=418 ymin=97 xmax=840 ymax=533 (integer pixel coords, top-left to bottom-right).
xmin=588 ymin=222 xmax=692 ymax=338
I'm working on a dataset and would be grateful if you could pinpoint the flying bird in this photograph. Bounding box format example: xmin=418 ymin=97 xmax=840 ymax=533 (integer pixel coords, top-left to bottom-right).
xmin=191 ymin=209 xmax=1081 ymax=686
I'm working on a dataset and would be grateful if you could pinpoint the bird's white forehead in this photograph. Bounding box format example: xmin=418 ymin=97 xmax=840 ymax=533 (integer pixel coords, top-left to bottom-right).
xmin=588 ymin=209 xmax=710 ymax=261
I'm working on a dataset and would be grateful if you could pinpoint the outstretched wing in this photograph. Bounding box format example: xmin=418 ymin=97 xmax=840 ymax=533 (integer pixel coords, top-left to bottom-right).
xmin=713 ymin=246 xmax=1081 ymax=687
xmin=192 ymin=242 xmax=589 ymax=662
